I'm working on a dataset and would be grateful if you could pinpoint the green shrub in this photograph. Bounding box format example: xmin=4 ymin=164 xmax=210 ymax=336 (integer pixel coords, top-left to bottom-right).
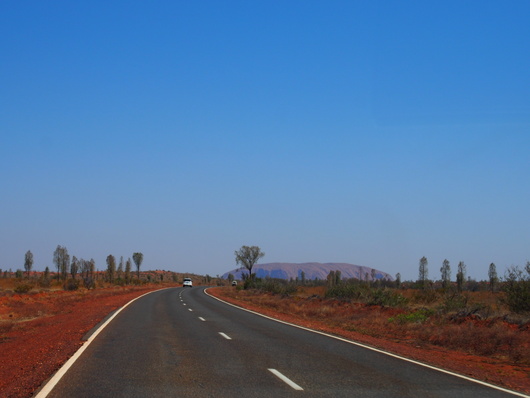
xmin=249 ymin=278 xmax=297 ymax=296
xmin=439 ymin=292 xmax=468 ymax=313
xmin=503 ymin=265 xmax=530 ymax=313
xmin=412 ymin=289 xmax=439 ymax=304
xmin=389 ymin=309 xmax=434 ymax=324
xmin=325 ymin=282 xmax=368 ymax=300
xmin=368 ymin=288 xmax=408 ymax=308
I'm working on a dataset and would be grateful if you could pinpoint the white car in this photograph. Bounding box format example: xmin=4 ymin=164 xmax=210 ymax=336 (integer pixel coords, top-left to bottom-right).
xmin=183 ymin=278 xmax=193 ymax=287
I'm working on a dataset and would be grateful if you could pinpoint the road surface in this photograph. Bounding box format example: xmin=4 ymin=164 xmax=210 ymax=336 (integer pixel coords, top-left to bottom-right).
xmin=43 ymin=287 xmax=525 ymax=397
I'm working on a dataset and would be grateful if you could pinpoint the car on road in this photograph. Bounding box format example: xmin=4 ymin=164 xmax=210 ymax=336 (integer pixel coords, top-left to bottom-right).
xmin=231 ymin=281 xmax=237 ymax=286
xmin=183 ymin=278 xmax=193 ymax=287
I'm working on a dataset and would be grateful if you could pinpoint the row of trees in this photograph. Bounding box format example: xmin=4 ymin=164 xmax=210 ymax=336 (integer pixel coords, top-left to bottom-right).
xmin=417 ymin=256 xmax=504 ymax=292
xmin=104 ymin=252 xmax=144 ymax=283
xmin=16 ymin=247 xmax=144 ymax=289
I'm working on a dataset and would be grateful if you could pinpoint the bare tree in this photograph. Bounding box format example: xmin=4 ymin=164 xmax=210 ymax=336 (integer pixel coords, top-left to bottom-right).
xmin=24 ymin=250 xmax=33 ymax=278
xmin=234 ymin=245 xmax=264 ymax=281
xmin=133 ymin=252 xmax=143 ymax=279
xmin=440 ymin=259 xmax=451 ymax=289
xmin=418 ymin=256 xmax=428 ymax=288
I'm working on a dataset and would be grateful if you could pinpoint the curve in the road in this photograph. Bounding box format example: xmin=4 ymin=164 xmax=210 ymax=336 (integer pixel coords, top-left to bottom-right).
xmin=205 ymin=288 xmax=529 ymax=398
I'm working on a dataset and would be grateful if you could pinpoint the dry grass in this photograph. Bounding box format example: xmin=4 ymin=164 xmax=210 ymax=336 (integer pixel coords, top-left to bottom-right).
xmin=217 ymin=286 xmax=530 ymax=366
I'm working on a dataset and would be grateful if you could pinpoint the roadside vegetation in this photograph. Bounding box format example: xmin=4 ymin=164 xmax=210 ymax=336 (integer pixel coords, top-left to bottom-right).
xmin=223 ymin=256 xmax=530 ymax=368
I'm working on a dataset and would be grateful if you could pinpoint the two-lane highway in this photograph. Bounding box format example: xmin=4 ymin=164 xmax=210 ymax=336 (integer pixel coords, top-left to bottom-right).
xmin=41 ymin=287 xmax=526 ymax=397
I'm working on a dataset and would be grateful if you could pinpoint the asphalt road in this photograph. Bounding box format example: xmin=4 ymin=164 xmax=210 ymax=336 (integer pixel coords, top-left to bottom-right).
xmin=43 ymin=287 xmax=525 ymax=398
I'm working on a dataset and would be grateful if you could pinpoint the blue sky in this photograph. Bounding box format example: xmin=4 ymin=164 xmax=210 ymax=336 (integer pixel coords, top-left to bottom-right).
xmin=1 ymin=1 xmax=529 ymax=281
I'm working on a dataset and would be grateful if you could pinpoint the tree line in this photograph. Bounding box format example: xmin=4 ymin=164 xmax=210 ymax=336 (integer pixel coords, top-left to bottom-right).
xmin=4 ymin=246 xmax=144 ymax=290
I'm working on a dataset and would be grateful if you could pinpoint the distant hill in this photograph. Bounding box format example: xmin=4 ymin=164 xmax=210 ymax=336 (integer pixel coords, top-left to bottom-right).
xmin=221 ymin=262 xmax=394 ymax=281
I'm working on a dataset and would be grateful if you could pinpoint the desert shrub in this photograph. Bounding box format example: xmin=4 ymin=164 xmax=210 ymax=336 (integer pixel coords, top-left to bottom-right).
xmin=251 ymin=278 xmax=297 ymax=296
xmin=14 ymin=283 xmax=33 ymax=294
xmin=425 ymin=320 xmax=529 ymax=364
xmin=325 ymin=282 xmax=369 ymax=300
xmin=38 ymin=277 xmax=51 ymax=288
xmin=113 ymin=278 xmax=126 ymax=286
xmin=389 ymin=308 xmax=434 ymax=324
xmin=503 ymin=265 xmax=530 ymax=313
xmin=439 ymin=292 xmax=468 ymax=314
xmin=63 ymin=279 xmax=80 ymax=291
xmin=83 ymin=277 xmax=95 ymax=289
xmin=326 ymin=285 xmax=407 ymax=308
xmin=412 ymin=289 xmax=439 ymax=304
xmin=367 ymin=288 xmax=408 ymax=308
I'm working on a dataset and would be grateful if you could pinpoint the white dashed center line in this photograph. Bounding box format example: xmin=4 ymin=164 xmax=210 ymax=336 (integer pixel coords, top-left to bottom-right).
xmin=218 ymin=332 xmax=232 ymax=340
xmin=188 ymin=308 xmax=193 ymax=312
xmin=268 ymin=369 xmax=304 ymax=391
xmin=198 ymin=317 xmax=206 ymax=321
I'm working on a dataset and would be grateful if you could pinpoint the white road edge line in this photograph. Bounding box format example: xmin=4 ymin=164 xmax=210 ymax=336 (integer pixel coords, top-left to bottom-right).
xmin=268 ymin=368 xmax=304 ymax=391
xmin=204 ymin=288 xmax=530 ymax=398
xmin=199 ymin=317 xmax=206 ymax=321
xmin=35 ymin=288 xmax=172 ymax=398
xmin=219 ymin=332 xmax=232 ymax=340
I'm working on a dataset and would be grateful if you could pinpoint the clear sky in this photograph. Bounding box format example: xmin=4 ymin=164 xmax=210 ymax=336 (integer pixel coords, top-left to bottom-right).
xmin=1 ymin=1 xmax=529 ymax=281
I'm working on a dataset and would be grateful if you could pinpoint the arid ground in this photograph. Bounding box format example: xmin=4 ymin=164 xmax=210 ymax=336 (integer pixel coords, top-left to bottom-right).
xmin=1 ymin=285 xmax=529 ymax=397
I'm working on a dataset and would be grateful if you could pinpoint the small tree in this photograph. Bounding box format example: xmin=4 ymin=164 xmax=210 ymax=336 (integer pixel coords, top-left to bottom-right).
xmin=503 ymin=265 xmax=530 ymax=313
xmin=117 ymin=256 xmax=124 ymax=280
xmin=133 ymin=252 xmax=143 ymax=279
xmin=456 ymin=261 xmax=466 ymax=292
xmin=70 ymin=256 xmax=79 ymax=280
xmin=488 ymin=263 xmax=498 ymax=292
xmin=106 ymin=255 xmax=116 ymax=283
xmin=234 ymin=245 xmax=264 ymax=282
xmin=125 ymin=258 xmax=132 ymax=284
xmin=335 ymin=270 xmax=342 ymax=285
xmin=24 ymin=250 xmax=34 ymax=278
xmin=327 ymin=270 xmax=336 ymax=287
xmin=418 ymin=256 xmax=428 ymax=289
xmin=53 ymin=245 xmax=70 ymax=281
xmin=395 ymin=272 xmax=401 ymax=288
xmin=440 ymin=259 xmax=451 ymax=289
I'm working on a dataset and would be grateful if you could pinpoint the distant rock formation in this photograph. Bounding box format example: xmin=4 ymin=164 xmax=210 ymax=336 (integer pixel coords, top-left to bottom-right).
xmin=222 ymin=262 xmax=394 ymax=281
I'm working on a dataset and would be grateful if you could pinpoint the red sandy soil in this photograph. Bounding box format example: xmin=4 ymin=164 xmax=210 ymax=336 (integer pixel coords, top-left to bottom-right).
xmin=208 ymin=287 xmax=530 ymax=395
xmin=0 ymin=286 xmax=164 ymax=398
